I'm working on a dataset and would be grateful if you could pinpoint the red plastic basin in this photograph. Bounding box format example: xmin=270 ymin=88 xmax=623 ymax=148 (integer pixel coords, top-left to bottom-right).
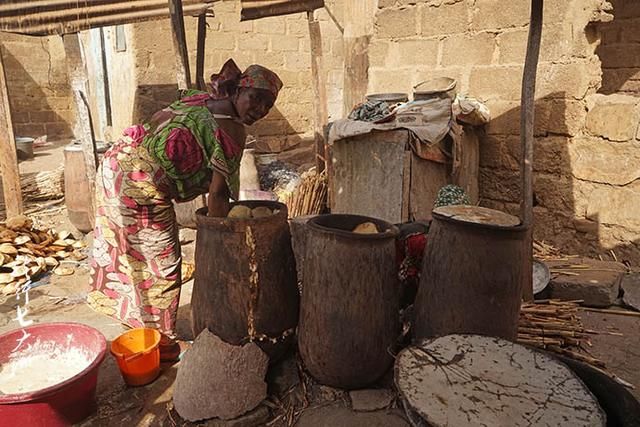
xmin=0 ymin=322 xmax=107 ymax=426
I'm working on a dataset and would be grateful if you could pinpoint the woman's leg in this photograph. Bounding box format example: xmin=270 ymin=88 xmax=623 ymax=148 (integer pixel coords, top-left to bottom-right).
xmin=88 ymin=143 xmax=182 ymax=343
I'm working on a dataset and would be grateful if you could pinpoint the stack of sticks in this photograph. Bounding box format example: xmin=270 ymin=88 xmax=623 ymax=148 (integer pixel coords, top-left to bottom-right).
xmin=281 ymin=169 xmax=327 ymax=218
xmin=533 ymin=240 xmax=563 ymax=260
xmin=518 ymin=299 xmax=605 ymax=367
xmin=21 ymin=167 xmax=64 ymax=202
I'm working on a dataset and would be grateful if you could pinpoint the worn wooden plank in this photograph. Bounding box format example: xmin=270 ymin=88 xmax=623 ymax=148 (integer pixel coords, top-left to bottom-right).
xmin=241 ymin=0 xmax=324 ymax=21
xmin=409 ymin=154 xmax=448 ymax=222
xmin=195 ymin=13 xmax=207 ymax=91
xmin=168 ymin=0 xmax=192 ymax=90
xmin=331 ymin=131 xmax=406 ymax=224
xmin=307 ymin=12 xmax=328 ymax=173
xmin=0 ymin=46 xmax=23 ymax=218
xmin=520 ymin=0 xmax=544 ymax=301
xmin=63 ymin=33 xmax=97 ymax=224
xmin=401 ymin=151 xmax=411 ymax=222
xmin=451 ymin=125 xmax=480 ymax=204
xmin=342 ymin=36 xmax=369 ymax=116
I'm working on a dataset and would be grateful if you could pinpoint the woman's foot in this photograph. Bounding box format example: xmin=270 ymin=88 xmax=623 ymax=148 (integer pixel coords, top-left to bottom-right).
xmin=159 ymin=335 xmax=181 ymax=362
xmin=159 ymin=336 xmax=192 ymax=363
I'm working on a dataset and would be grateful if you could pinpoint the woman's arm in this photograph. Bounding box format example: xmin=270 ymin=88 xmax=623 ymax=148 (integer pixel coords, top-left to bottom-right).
xmin=208 ymin=171 xmax=230 ymax=217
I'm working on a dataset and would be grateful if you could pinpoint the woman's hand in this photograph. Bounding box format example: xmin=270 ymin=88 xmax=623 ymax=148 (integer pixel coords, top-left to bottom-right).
xmin=207 ymin=171 xmax=230 ymax=217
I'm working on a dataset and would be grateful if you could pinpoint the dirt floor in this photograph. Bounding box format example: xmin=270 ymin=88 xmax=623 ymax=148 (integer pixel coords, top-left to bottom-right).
xmin=0 ymin=142 xmax=638 ymax=426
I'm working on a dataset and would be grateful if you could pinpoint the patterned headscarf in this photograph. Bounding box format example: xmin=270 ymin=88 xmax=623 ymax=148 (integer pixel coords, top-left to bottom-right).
xmin=238 ymin=65 xmax=283 ymax=98
xmin=210 ymin=59 xmax=282 ymax=100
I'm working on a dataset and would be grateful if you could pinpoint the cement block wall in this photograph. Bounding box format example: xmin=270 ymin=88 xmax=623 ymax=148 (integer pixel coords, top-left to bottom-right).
xmin=0 ymin=33 xmax=73 ymax=139
xmin=370 ymin=0 xmax=640 ymax=264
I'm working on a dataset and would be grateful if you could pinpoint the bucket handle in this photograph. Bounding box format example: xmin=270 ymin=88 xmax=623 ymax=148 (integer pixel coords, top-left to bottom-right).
xmin=114 ymin=347 xmax=156 ymax=363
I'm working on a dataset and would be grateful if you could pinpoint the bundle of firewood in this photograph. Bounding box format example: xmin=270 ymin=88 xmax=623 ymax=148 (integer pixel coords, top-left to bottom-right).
xmin=518 ymin=299 xmax=604 ymax=367
xmin=280 ymin=169 xmax=327 ymax=218
xmin=21 ymin=167 xmax=64 ymax=202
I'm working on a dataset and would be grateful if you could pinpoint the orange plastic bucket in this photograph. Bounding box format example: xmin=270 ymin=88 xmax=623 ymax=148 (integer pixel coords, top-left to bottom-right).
xmin=110 ymin=328 xmax=161 ymax=386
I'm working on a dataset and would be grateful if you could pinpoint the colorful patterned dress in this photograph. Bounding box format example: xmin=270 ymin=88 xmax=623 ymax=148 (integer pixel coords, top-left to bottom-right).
xmin=87 ymin=91 xmax=242 ymax=336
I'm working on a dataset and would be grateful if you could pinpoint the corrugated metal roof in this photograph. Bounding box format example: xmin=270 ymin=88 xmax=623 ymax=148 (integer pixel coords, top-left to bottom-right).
xmin=0 ymin=0 xmax=215 ymax=36
xmin=240 ymin=0 xmax=324 ymax=21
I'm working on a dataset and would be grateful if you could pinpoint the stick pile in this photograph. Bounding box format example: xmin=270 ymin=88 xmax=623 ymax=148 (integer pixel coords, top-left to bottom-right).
xmin=280 ymin=169 xmax=327 ymax=218
xmin=21 ymin=167 xmax=64 ymax=202
xmin=518 ymin=299 xmax=605 ymax=367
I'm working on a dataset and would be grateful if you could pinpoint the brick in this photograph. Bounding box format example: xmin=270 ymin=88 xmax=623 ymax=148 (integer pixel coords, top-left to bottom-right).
xmin=270 ymin=34 xmax=300 ymax=52
xmin=207 ymin=32 xmax=236 ymax=50
xmin=569 ymin=137 xmax=640 ymax=186
xmin=548 ymin=257 xmax=624 ymax=307
xmin=533 ymin=174 xmax=574 ymax=212
xmin=468 ymin=66 xmax=522 ymax=101
xmin=368 ymin=40 xmax=389 ymax=67
xmin=601 ymin=69 xmax=640 ymax=94
xmin=255 ymin=16 xmax=286 ymax=34
xmin=533 ymin=136 xmax=571 ymax=176
xmin=585 ymin=93 xmax=640 ymax=141
xmin=392 ymin=39 xmax=438 ymax=66
xmin=470 ymin=0 xmax=529 ymax=30
xmin=237 ymin=33 xmax=269 ymax=51
xmin=544 ymin=100 xmax=587 ymax=137
xmin=499 ymin=25 xmax=572 ymax=64
xmin=286 ymin=19 xmax=308 ymax=36
xmin=598 ymin=44 xmax=640 ymax=69
xmin=479 ymin=135 xmax=519 ymax=170
xmin=442 ymin=32 xmax=495 ymax=67
xmin=258 ymin=51 xmax=286 ymax=69
xmin=621 ymin=18 xmax=640 ymax=43
xmin=484 ymin=100 xmax=520 ymax=135
xmin=11 ymin=112 xmax=30 ymax=124
xmin=421 ymin=1 xmax=468 ymax=36
xmin=15 ymin=124 xmax=45 ymax=137
xmin=538 ymin=61 xmax=599 ymax=100
xmin=376 ymin=7 xmax=418 ymax=39
xmin=479 ymin=167 xmax=520 ymax=203
xmin=369 ymin=69 xmax=414 ymax=93
xmin=284 ymin=52 xmax=310 ymax=70
xmin=299 ymin=38 xmax=310 ymax=52
xmin=44 ymin=122 xmax=72 ymax=137
xmin=30 ymin=111 xmax=60 ymax=123
xmin=331 ymin=38 xmax=344 ymax=57
xmin=587 ymin=181 xmax=640 ymax=230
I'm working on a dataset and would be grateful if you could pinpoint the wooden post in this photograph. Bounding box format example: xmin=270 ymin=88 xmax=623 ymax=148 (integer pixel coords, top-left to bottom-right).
xmin=63 ymin=33 xmax=97 ymax=224
xmin=168 ymin=0 xmax=192 ymax=90
xmin=520 ymin=0 xmax=543 ymax=301
xmin=195 ymin=13 xmax=207 ymax=91
xmin=0 ymin=46 xmax=23 ymax=218
xmin=307 ymin=11 xmax=328 ymax=174
xmin=342 ymin=2 xmax=374 ymax=116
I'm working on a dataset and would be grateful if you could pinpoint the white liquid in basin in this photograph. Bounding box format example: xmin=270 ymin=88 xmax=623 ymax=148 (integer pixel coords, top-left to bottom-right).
xmin=0 ymin=339 xmax=92 ymax=395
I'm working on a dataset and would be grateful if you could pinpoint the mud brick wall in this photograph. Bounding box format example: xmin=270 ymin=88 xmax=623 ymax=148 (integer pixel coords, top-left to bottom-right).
xmin=369 ymin=0 xmax=640 ymax=264
xmin=598 ymin=0 xmax=640 ymax=95
xmin=126 ymin=0 xmax=345 ymax=152
xmin=0 ymin=33 xmax=73 ymax=139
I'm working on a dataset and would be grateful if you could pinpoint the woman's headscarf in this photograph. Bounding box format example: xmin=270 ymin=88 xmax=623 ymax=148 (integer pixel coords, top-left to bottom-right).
xmin=209 ymin=59 xmax=283 ymax=100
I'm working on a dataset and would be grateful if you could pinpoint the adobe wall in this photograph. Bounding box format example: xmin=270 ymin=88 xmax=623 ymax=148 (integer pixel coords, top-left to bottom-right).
xmin=0 ymin=33 xmax=73 ymax=140
xmin=370 ymin=0 xmax=640 ymax=264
